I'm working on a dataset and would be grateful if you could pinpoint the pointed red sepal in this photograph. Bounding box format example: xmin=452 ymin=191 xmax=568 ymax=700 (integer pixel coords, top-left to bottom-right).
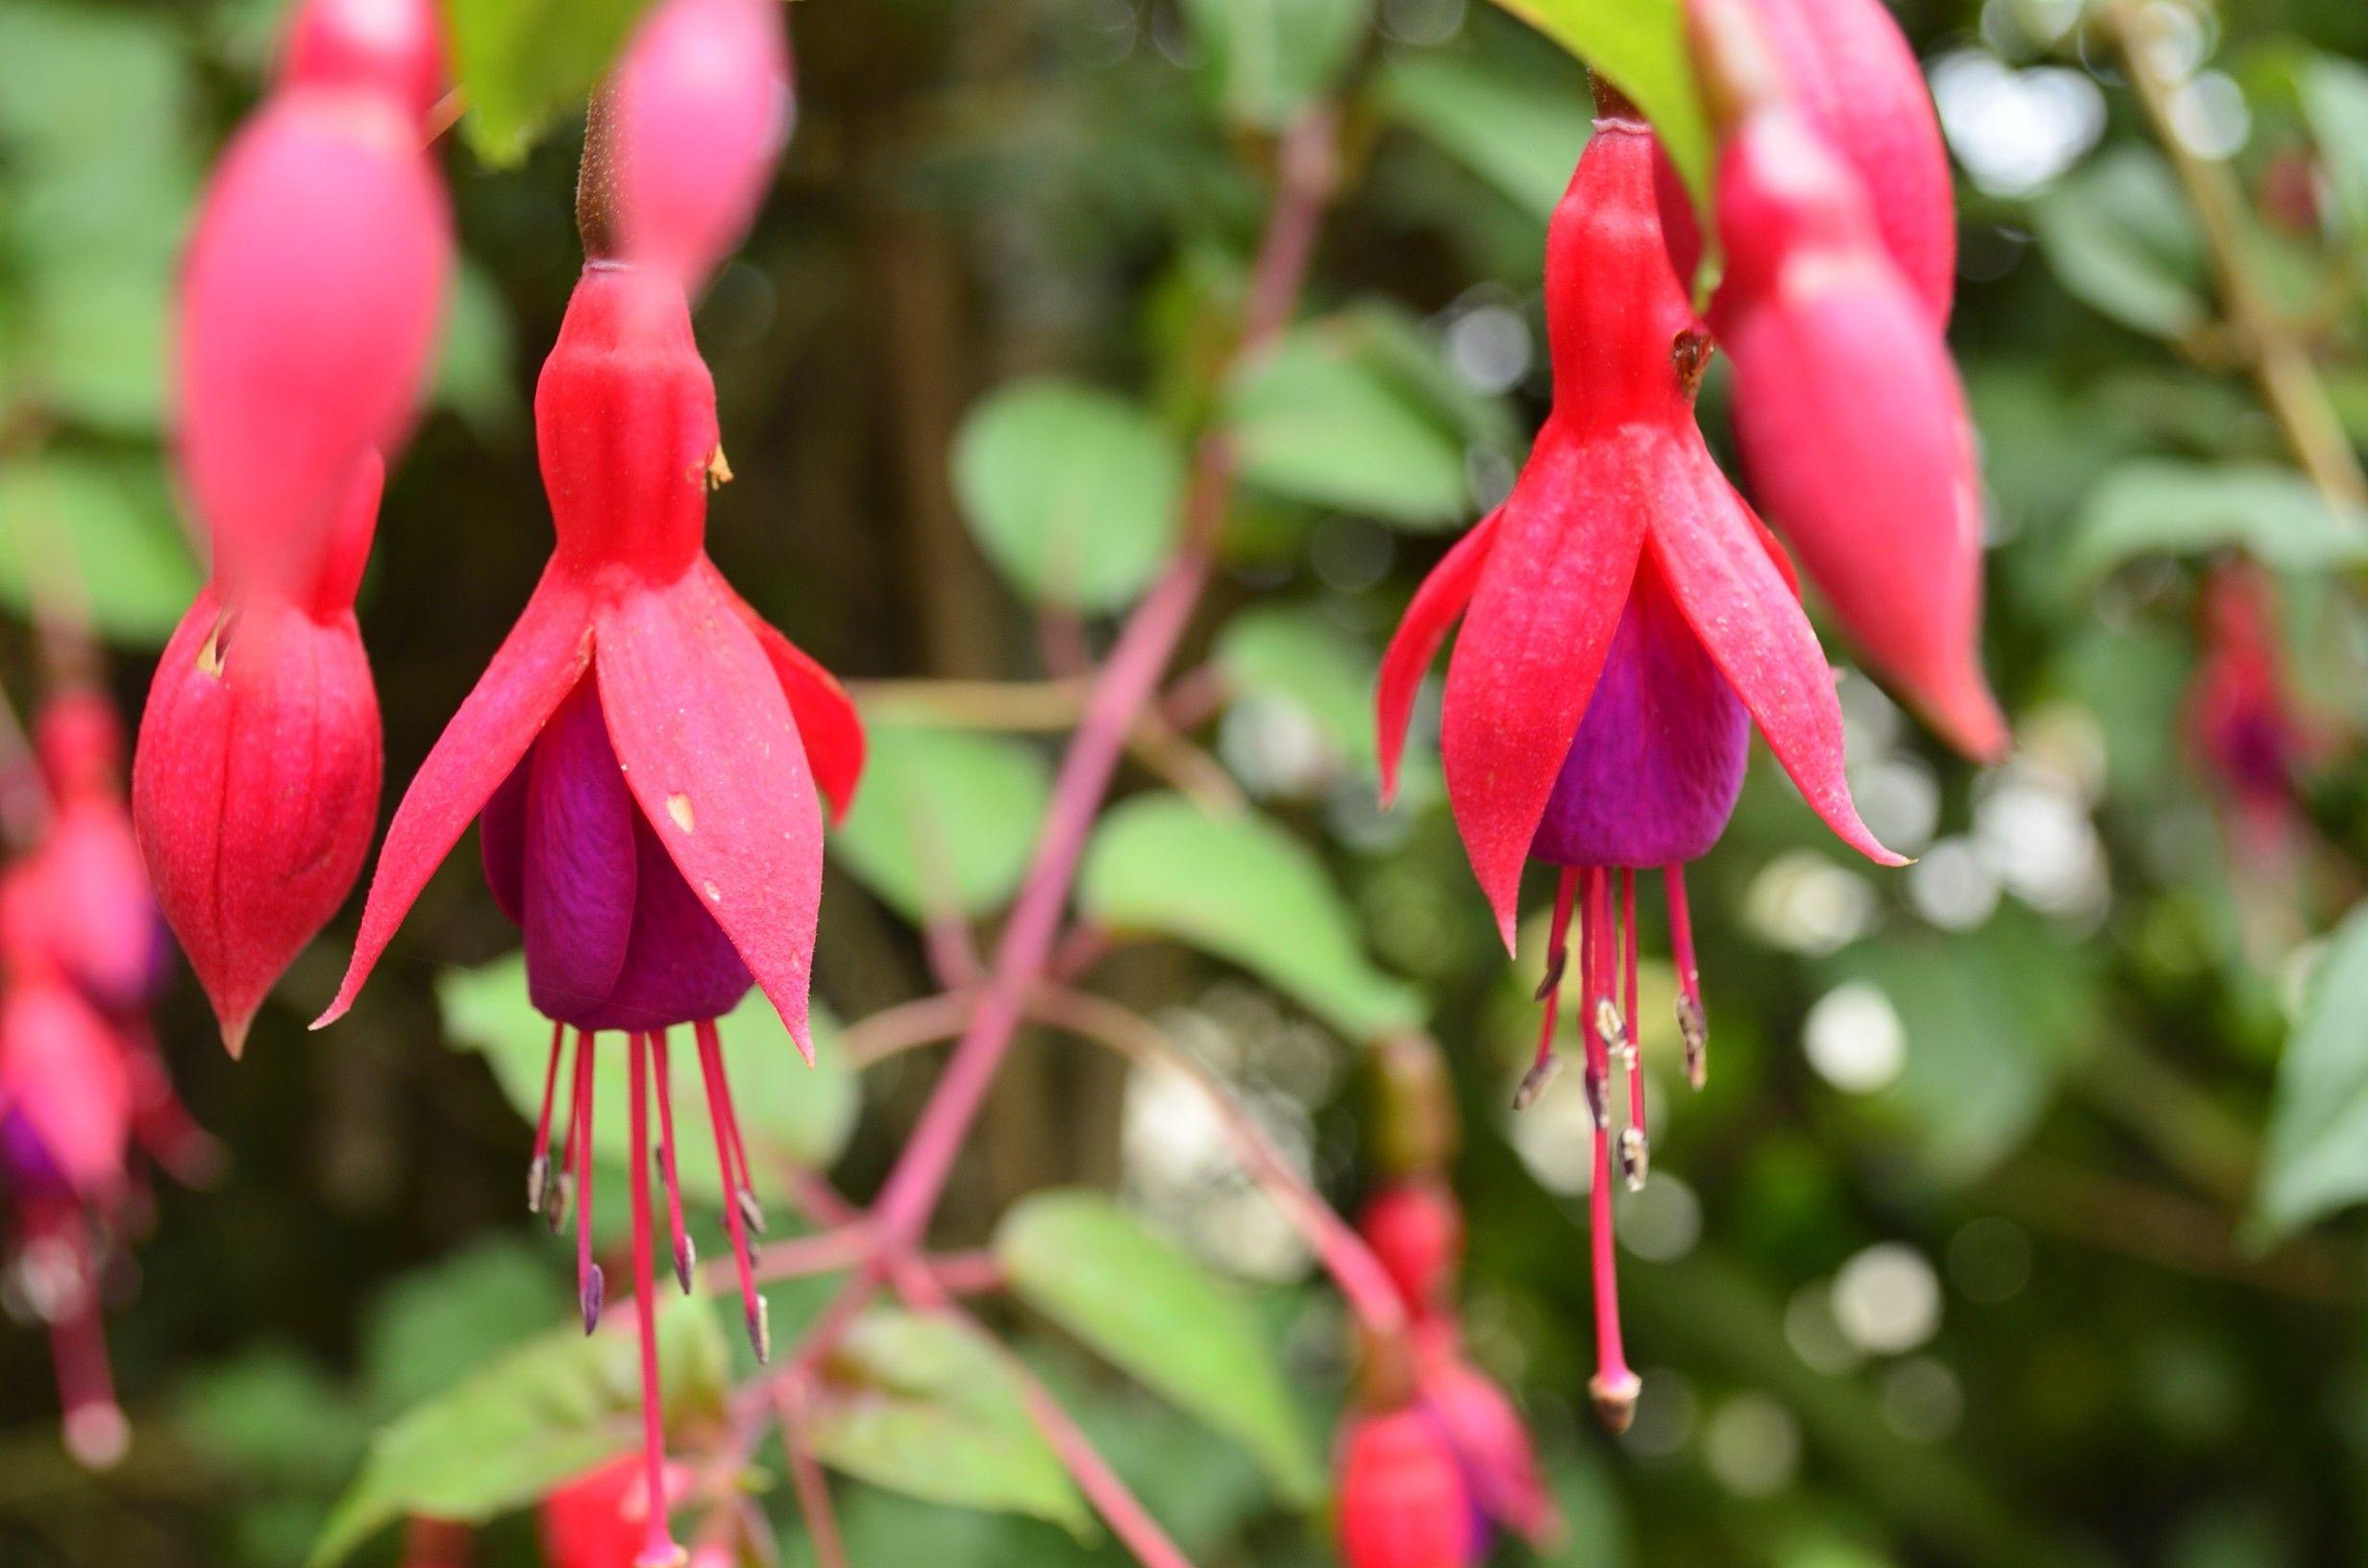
xmin=317 ymin=570 xmax=595 ymax=1027
xmin=1375 ymin=509 xmax=1499 ymax=808
xmin=1441 ymin=429 xmax=1648 ymax=951
xmin=595 ymin=567 xmax=824 ymax=1063
xmin=1653 ymin=435 xmax=1906 ymax=868
xmin=709 ymin=563 xmax=864 ymax=824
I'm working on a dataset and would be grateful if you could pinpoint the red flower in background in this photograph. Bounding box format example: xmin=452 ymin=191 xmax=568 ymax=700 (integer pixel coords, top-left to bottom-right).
xmin=2186 ymin=562 xmax=2324 ymax=861
xmin=538 ymin=1454 xmax=689 ymax=1568
xmin=319 ymin=7 xmax=856 ymax=1560
xmin=1337 ymin=1407 xmax=1476 ymax=1568
xmin=138 ymin=0 xmax=451 ymax=1052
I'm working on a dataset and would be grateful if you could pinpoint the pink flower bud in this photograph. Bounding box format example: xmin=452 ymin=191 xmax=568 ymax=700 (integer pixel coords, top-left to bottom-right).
xmin=611 ymin=0 xmax=793 ymax=288
xmin=282 ymin=0 xmax=447 ymax=131
xmin=134 ymin=461 xmax=385 ymax=1055
xmin=177 ymin=13 xmax=449 ymax=602
xmin=1356 ymin=1181 xmax=1464 ymax=1320
xmin=1337 ymin=1408 xmax=1477 ymax=1568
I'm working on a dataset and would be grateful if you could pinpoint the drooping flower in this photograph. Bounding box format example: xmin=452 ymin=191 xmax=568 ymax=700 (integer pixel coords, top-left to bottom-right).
xmin=1336 ymin=1407 xmax=1477 ymax=1568
xmin=1374 ymin=86 xmax=1900 ymax=1428
xmin=319 ymin=129 xmax=860 ymax=1567
xmin=608 ymin=0 xmax=794 ymax=289
xmin=175 ymin=0 xmax=450 ymax=601
xmin=2185 ymin=562 xmax=2324 ymax=863
xmin=136 ymin=456 xmax=385 ymax=1054
xmin=539 ymin=1454 xmax=690 ymax=1568
xmin=1656 ymin=0 xmax=2005 ymax=762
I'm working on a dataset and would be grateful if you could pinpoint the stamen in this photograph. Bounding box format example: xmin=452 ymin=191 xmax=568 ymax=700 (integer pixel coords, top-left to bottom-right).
xmin=1516 ymin=869 xmax=1582 ymax=1111
xmin=695 ymin=1018 xmax=770 ymax=1363
xmin=649 ymin=1032 xmax=695 ymax=1294
xmin=1581 ymin=869 xmax=1639 ymax=1433
xmin=574 ymin=1030 xmax=604 ymax=1334
xmin=699 ymin=1017 xmax=767 ymax=1236
xmin=1665 ymin=865 xmax=1709 ymax=1090
xmin=627 ymin=1033 xmax=684 ymax=1568
xmin=529 ymin=1018 xmax=565 ymax=1214
xmin=1578 ymin=869 xmax=1609 ymax=1131
xmin=1619 ymin=868 xmax=1647 ymax=1190
xmin=550 ymin=1028 xmax=583 ymax=1234
xmin=40 ymin=1222 xmax=126 ymax=1470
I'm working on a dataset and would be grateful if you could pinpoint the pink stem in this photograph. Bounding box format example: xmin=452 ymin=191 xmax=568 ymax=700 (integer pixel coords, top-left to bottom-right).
xmin=628 ymin=1033 xmax=678 ymax=1568
xmin=871 ymin=110 xmax=1340 ymax=1253
xmin=773 ymin=1381 xmax=849 ymax=1568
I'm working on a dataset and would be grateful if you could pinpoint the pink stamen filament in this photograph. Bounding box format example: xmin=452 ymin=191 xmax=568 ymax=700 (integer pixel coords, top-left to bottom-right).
xmin=700 ymin=1017 xmax=765 ymax=1235
xmin=695 ymin=1017 xmax=768 ymax=1362
xmin=649 ymin=1031 xmax=694 ymax=1293
xmin=1621 ymin=867 xmax=1646 ymax=1186
xmin=1582 ymin=868 xmax=1638 ymax=1430
xmin=37 ymin=1218 xmax=124 ymax=1469
xmin=627 ymin=1032 xmax=680 ymax=1568
xmin=574 ymin=1029 xmax=603 ymax=1333
xmin=529 ymin=1018 xmax=565 ymax=1213
xmin=1665 ymin=864 xmax=1708 ymax=1090
xmin=1517 ymin=870 xmax=1582 ymax=1110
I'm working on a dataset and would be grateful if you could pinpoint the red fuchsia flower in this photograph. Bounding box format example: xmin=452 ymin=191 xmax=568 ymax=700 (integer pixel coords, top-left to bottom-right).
xmin=1374 ymin=86 xmax=1902 ymax=1429
xmin=136 ymin=455 xmax=386 ymax=1055
xmin=318 ymin=145 xmax=861 ymax=1564
xmin=2185 ymin=562 xmax=2323 ymax=862
xmin=176 ymin=0 xmax=449 ymax=601
xmin=608 ymin=0 xmax=794 ymax=290
xmin=1655 ymin=0 xmax=2006 ymax=765
xmin=1337 ymin=1406 xmax=1478 ymax=1568
xmin=1356 ymin=1181 xmax=1463 ymax=1325
xmin=539 ymin=1454 xmax=691 ymax=1568
xmin=1413 ymin=1352 xmax=1558 ymax=1551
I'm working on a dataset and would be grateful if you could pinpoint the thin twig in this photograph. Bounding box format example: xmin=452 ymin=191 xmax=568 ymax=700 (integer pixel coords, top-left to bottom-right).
xmin=773 ymin=1380 xmax=851 ymax=1568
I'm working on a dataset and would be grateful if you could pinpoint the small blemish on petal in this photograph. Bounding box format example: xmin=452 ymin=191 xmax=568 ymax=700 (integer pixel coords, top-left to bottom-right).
xmin=703 ymin=880 xmax=721 ymax=902
xmin=667 ymin=793 xmax=695 ymax=832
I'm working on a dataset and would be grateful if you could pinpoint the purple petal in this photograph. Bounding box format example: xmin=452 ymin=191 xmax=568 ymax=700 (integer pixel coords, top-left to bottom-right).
xmin=580 ymin=822 xmax=753 ymax=1033
xmin=521 ymin=680 xmax=639 ymax=1022
xmin=1530 ymin=562 xmax=1748 ymax=869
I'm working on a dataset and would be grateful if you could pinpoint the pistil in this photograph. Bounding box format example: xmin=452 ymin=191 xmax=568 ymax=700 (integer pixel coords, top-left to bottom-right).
xmin=627 ymin=1032 xmax=683 ymax=1568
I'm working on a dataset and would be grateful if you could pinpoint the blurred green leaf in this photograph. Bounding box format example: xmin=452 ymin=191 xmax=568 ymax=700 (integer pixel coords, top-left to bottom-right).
xmin=445 ymin=0 xmax=655 ymax=165
xmin=179 ymin=1346 xmax=369 ymax=1491
xmin=1181 ymin=0 xmax=1370 ymax=131
xmin=309 ymin=1295 xmax=727 ymax=1566
xmin=2033 ymin=149 xmax=2208 ymax=341
xmin=2301 ymin=57 xmax=2368 ymax=249
xmin=0 ymin=455 xmax=200 ymax=644
xmin=1227 ymin=312 xmax=1483 ymax=529
xmin=432 ymin=260 xmax=521 ymax=436
xmin=1478 ymin=0 xmax=1708 ymax=204
xmin=807 ymin=1307 xmax=1091 ymax=1533
xmin=1077 ymin=793 xmax=1425 ymax=1040
xmin=438 ymin=952 xmax=861 ymax=1184
xmin=1377 ymin=46 xmax=1592 ymax=221
xmin=0 ymin=1 xmax=190 ymax=175
xmin=996 ymin=1189 xmax=1323 ymax=1507
xmin=2063 ymin=460 xmax=2368 ymax=580
xmin=361 ymin=1237 xmax=573 ymax=1416
xmin=1214 ymin=601 xmax=1378 ymax=780
xmin=951 ymin=379 xmax=1184 ymax=613
xmin=2256 ymin=902 xmax=2368 ymax=1238
xmin=831 ymin=722 xmax=1051 ymax=921
xmin=24 ymin=257 xmax=174 ymax=429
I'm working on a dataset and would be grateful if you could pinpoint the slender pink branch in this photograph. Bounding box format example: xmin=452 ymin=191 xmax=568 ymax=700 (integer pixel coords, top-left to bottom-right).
xmin=732 ymin=1224 xmax=873 ymax=1290
xmin=1026 ymin=985 xmax=1407 ymax=1343
xmin=837 ymin=990 xmax=974 ymax=1070
xmin=871 ymin=108 xmax=1341 ymax=1254
xmin=772 ymin=1380 xmax=851 ymax=1568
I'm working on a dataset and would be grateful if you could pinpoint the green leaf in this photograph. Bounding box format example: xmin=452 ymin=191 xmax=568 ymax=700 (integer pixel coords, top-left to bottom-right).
xmin=1213 ymin=602 xmax=1379 ymax=781
xmin=2032 ymin=148 xmax=2209 ymax=341
xmin=951 ymin=380 xmax=1184 ymax=613
xmin=0 ymin=455 xmax=202 ymax=645
xmin=1227 ymin=312 xmax=1484 ymax=529
xmin=437 ymin=951 xmax=860 ymax=1183
xmin=309 ymin=1295 xmax=728 ymax=1566
xmin=830 ymin=723 xmax=1052 ymax=921
xmin=432 ymin=261 xmax=521 ymax=437
xmin=1077 ymin=793 xmax=1423 ymax=1041
xmin=997 ymin=1190 xmax=1322 ymax=1506
xmin=178 ymin=1347 xmax=369 ymax=1491
xmin=1180 ymin=0 xmax=1371 ymax=131
xmin=1477 ymin=0 xmax=1708 ymax=205
xmin=1376 ymin=46 xmax=1593 ymax=221
xmin=2063 ymin=460 xmax=2368 ymax=581
xmin=360 ymin=1237 xmax=574 ymax=1417
xmin=444 ymin=0 xmax=655 ymax=165
xmin=2256 ymin=904 xmax=2368 ymax=1238
xmin=2301 ymin=57 xmax=2368 ymax=250
xmin=806 ymin=1307 xmax=1091 ymax=1532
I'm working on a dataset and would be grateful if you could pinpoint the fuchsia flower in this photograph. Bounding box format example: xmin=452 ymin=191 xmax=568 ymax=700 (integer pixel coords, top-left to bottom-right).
xmin=1657 ymin=0 xmax=2005 ymax=762
xmin=139 ymin=0 xmax=449 ymax=1052
xmin=539 ymin=1454 xmax=690 ymax=1568
xmin=1374 ymin=87 xmax=1905 ymax=1427
xmin=1357 ymin=1181 xmax=1463 ymax=1322
xmin=2186 ymin=562 xmax=2321 ymax=860
xmin=317 ymin=45 xmax=860 ymax=1556
xmin=1336 ymin=1407 xmax=1476 ymax=1568
xmin=609 ymin=0 xmax=794 ymax=289
xmin=136 ymin=457 xmax=386 ymax=1055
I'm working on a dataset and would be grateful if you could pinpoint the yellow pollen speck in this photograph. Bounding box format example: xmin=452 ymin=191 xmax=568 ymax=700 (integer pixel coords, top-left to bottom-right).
xmin=667 ymin=793 xmax=695 ymax=832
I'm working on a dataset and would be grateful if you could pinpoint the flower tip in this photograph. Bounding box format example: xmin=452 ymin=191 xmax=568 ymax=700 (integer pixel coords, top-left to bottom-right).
xmin=64 ymin=1403 xmax=131 ymax=1471
xmin=218 ymin=1008 xmax=256 ymax=1060
xmin=1924 ymin=677 xmax=2012 ymax=768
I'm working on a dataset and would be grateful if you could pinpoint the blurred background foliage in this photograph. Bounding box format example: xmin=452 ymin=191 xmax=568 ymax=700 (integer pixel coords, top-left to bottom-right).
xmin=6 ymin=0 xmax=2368 ymax=1564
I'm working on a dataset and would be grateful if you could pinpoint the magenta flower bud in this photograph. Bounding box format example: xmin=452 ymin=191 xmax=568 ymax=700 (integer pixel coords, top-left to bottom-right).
xmin=176 ymin=0 xmax=449 ymax=602
xmin=611 ymin=0 xmax=793 ymax=288
xmin=1356 ymin=1181 xmax=1465 ymax=1322
xmin=135 ymin=460 xmax=386 ymax=1055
